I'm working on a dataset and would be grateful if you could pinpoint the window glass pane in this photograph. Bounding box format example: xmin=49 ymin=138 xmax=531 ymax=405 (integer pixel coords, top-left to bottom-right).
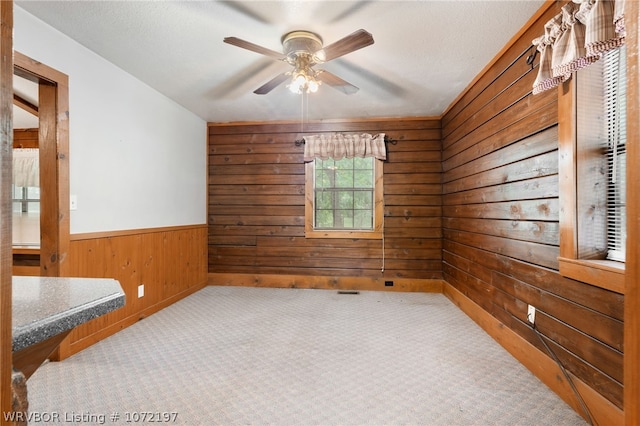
xmin=604 ymin=46 xmax=626 ymax=262
xmin=11 ymin=185 xmax=40 ymax=214
xmin=316 ymin=192 xmax=333 ymax=210
xmin=28 ymin=187 xmax=40 ymax=199
xmin=315 ymin=159 xmax=330 ymax=189
xmin=354 ymin=168 xmax=372 ymax=188
xmin=576 ymin=46 xmax=626 ymax=262
xmin=576 ymin=60 xmax=608 ymax=257
xmin=316 ymin=209 xmax=333 ymax=228
xmin=354 ymin=210 xmax=373 ymax=228
xmin=312 ymin=157 xmax=376 ymax=232
xmin=27 ymin=187 xmax=40 ymax=213
xmin=353 ymin=157 xmax=372 ymax=169
xmin=354 ymin=191 xmax=372 ymax=209
xmin=337 ymin=191 xmax=354 ymax=209
xmin=335 ymin=209 xmax=353 ymax=228
xmin=335 ymin=170 xmax=353 ymax=188
xmin=336 ymin=157 xmax=353 ymax=169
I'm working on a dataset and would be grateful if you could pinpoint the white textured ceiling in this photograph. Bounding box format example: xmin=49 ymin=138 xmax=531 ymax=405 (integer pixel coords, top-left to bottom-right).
xmin=15 ymin=0 xmax=545 ymax=123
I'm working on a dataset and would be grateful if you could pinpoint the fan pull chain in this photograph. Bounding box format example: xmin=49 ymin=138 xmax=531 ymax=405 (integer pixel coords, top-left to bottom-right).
xmin=381 ymin=187 xmax=385 ymax=273
xmin=300 ymin=90 xmax=304 ymax=135
xmin=381 ymin=231 xmax=385 ymax=273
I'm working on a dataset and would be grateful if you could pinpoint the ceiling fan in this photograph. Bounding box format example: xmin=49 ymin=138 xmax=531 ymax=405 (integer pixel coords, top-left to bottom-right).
xmin=223 ymin=29 xmax=374 ymax=95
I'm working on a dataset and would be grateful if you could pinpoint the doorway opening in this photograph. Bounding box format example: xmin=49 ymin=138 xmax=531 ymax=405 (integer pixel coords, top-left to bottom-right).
xmin=12 ymin=52 xmax=69 ymax=277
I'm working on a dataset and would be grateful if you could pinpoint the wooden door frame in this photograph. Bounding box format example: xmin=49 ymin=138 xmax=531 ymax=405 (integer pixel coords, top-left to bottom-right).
xmin=13 ymin=52 xmax=70 ymax=277
xmin=624 ymin=1 xmax=640 ymax=424
xmin=1 ymin=0 xmax=14 ymax=419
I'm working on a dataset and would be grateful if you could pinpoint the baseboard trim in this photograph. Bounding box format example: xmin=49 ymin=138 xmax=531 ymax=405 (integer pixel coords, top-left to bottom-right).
xmin=209 ymin=273 xmax=444 ymax=293
xmin=53 ymin=280 xmax=208 ymax=360
xmin=443 ymin=282 xmax=623 ymax=425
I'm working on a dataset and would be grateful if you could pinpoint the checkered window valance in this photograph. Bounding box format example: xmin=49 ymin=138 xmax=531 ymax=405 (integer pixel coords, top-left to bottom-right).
xmin=302 ymin=133 xmax=386 ymax=162
xmin=532 ymin=0 xmax=625 ymax=94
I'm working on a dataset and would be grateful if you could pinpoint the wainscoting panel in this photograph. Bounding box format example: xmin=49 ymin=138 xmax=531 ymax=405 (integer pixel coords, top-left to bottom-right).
xmin=52 ymin=225 xmax=208 ymax=360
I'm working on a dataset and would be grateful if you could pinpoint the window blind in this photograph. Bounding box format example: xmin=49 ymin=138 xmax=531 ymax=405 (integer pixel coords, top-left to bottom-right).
xmin=604 ymin=46 xmax=626 ymax=262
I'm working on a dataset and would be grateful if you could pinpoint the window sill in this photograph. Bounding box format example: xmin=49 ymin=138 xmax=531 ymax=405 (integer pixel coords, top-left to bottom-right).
xmin=305 ymin=229 xmax=383 ymax=240
xmin=558 ymin=257 xmax=625 ymax=294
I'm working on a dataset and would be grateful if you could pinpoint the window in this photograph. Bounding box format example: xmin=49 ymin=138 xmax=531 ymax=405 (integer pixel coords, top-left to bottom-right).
xmin=12 ymin=148 xmax=40 ymax=213
xmin=305 ymin=157 xmax=383 ymax=239
xmin=12 ymin=185 xmax=40 ymax=213
xmin=11 ymin=148 xmax=41 ymax=246
xmin=603 ymin=47 xmax=626 ymax=262
xmin=558 ymin=46 xmax=626 ymax=293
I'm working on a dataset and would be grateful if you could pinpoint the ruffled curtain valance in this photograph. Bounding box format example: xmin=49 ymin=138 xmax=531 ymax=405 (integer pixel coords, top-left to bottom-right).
xmin=532 ymin=0 xmax=625 ymax=95
xmin=13 ymin=148 xmax=39 ymax=187
xmin=303 ymin=133 xmax=386 ymax=162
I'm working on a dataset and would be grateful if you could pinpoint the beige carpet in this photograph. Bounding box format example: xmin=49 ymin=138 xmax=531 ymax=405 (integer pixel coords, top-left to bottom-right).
xmin=27 ymin=286 xmax=586 ymax=425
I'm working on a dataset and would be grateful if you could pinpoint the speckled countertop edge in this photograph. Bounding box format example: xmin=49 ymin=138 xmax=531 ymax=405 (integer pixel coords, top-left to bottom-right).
xmin=12 ymin=278 xmax=125 ymax=353
xmin=12 ymin=276 xmax=125 ymax=352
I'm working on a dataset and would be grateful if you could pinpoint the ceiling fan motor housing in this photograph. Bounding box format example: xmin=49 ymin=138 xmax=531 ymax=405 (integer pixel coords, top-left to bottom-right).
xmin=282 ymin=31 xmax=324 ymax=64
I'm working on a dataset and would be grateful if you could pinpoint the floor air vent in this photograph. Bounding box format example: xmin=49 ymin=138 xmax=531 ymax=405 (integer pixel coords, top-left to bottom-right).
xmin=337 ymin=291 xmax=360 ymax=295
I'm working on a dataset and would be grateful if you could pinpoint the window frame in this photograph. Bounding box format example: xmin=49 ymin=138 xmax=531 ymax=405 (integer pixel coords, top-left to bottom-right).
xmin=12 ymin=185 xmax=40 ymax=213
xmin=557 ymin=57 xmax=625 ymax=294
xmin=304 ymin=158 xmax=383 ymax=239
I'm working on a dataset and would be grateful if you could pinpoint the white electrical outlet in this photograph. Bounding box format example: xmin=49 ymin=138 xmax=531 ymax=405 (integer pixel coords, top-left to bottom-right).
xmin=70 ymin=195 xmax=78 ymax=211
xmin=138 ymin=284 xmax=144 ymax=298
xmin=527 ymin=304 xmax=536 ymax=324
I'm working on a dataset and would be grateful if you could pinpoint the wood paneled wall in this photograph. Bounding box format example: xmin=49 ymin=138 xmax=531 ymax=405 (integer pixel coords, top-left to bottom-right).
xmin=13 ymin=128 xmax=38 ymax=148
xmin=52 ymin=225 xmax=208 ymax=359
xmin=208 ymin=118 xmax=442 ymax=290
xmin=442 ymin=2 xmax=623 ymax=422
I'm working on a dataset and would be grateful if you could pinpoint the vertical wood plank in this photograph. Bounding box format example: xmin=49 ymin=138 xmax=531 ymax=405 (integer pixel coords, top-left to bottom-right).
xmin=38 ymin=83 xmax=59 ymax=276
xmin=0 ymin=0 xmax=12 ymax=421
xmin=53 ymin=76 xmax=70 ymax=277
xmin=624 ymin=0 xmax=640 ymax=424
xmin=557 ymin=78 xmax=577 ymax=259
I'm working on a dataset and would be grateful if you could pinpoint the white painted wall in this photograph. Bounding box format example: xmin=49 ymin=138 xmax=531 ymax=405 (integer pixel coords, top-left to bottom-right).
xmin=13 ymin=6 xmax=207 ymax=234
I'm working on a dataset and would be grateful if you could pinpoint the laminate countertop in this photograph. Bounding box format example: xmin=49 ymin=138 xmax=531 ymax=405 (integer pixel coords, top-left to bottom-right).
xmin=12 ymin=276 xmax=125 ymax=352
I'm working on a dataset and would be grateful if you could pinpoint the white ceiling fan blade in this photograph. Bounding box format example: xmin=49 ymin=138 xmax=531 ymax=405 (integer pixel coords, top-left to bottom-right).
xmin=224 ymin=37 xmax=286 ymax=60
xmin=321 ymin=29 xmax=374 ymax=62
xmin=254 ymin=72 xmax=290 ymax=95
xmin=316 ymin=70 xmax=359 ymax=95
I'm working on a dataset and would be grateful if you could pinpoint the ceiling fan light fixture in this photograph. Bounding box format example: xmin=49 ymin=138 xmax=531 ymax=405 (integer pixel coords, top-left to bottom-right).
xmin=288 ymin=74 xmax=305 ymax=94
xmin=287 ymin=69 xmax=320 ymax=94
xmin=225 ymin=28 xmax=373 ymax=95
xmin=307 ymin=79 xmax=319 ymax=93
